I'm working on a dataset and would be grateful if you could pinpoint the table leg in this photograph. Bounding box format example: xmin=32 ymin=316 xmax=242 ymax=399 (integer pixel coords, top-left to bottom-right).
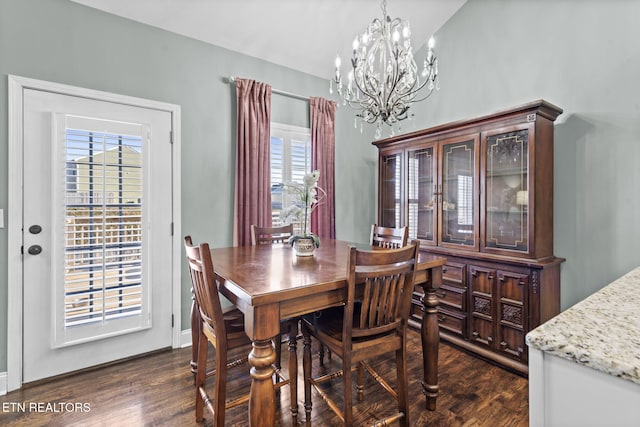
xmin=249 ymin=339 xmax=277 ymax=427
xmin=421 ymin=266 xmax=442 ymax=411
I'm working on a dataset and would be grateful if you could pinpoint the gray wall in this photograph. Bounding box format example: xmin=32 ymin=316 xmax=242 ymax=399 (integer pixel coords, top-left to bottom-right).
xmin=0 ymin=0 xmax=376 ymax=373
xmin=411 ymin=0 xmax=640 ymax=310
xmin=2 ymin=0 xmax=639 ymax=376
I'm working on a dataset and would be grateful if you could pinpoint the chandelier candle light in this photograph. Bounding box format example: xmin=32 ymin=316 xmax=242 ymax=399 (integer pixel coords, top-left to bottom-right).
xmin=331 ymin=0 xmax=439 ymax=138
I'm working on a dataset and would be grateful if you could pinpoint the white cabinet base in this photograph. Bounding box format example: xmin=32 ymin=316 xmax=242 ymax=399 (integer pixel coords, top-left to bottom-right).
xmin=529 ymin=348 xmax=640 ymax=427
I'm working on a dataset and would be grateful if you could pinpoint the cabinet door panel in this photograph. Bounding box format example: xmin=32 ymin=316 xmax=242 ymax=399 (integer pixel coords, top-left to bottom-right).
xmin=498 ymin=270 xmax=528 ymax=305
xmin=408 ymin=145 xmax=437 ymax=245
xmin=469 ymin=266 xmax=496 ymax=348
xmin=483 ymin=126 xmax=531 ymax=254
xmin=497 ymin=271 xmax=529 ymax=361
xmin=379 ymin=152 xmax=403 ymax=228
xmin=439 ymin=135 xmax=479 ymax=250
xmin=498 ymin=324 xmax=526 ymax=361
xmin=469 ymin=266 xmax=494 ymax=295
xmin=471 ymin=315 xmax=493 ymax=347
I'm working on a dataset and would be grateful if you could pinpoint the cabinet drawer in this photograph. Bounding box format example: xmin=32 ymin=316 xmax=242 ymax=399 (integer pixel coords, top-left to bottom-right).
xmin=436 ymin=284 xmax=467 ymax=311
xmin=437 ymin=308 xmax=467 ymax=337
xmin=410 ymin=299 xmax=423 ymax=322
xmin=442 ymin=261 xmax=465 ymax=286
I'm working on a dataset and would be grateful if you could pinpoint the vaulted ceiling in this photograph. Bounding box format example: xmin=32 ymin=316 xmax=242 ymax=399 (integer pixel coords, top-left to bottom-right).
xmin=71 ymin=0 xmax=467 ymax=79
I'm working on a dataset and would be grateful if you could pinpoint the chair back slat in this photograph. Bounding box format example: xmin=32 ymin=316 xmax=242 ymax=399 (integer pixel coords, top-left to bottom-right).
xmin=184 ymin=236 xmax=225 ymax=343
xmin=370 ymin=224 xmax=409 ymax=249
xmin=346 ymin=241 xmax=419 ymax=340
xmin=251 ymin=224 xmax=294 ymax=246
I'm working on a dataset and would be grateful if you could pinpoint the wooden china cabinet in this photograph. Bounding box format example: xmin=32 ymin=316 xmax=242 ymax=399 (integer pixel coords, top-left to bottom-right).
xmin=374 ymin=100 xmax=564 ymax=374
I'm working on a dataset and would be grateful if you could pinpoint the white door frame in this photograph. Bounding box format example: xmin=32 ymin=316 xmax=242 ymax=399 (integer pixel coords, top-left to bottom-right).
xmin=7 ymin=75 xmax=182 ymax=392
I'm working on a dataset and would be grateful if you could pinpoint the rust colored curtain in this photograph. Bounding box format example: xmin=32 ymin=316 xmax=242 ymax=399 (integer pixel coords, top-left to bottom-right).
xmin=233 ymin=78 xmax=272 ymax=247
xmin=310 ymin=97 xmax=337 ymax=239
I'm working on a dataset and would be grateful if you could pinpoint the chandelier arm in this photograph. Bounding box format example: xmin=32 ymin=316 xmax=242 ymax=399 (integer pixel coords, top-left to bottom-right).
xmin=384 ymin=59 xmax=404 ymax=110
xmin=381 ymin=48 xmax=399 ymax=117
xmin=406 ymin=88 xmax=436 ymax=104
xmin=353 ymin=71 xmax=379 ymax=103
xmin=360 ymin=46 xmax=385 ymax=100
xmin=351 ymin=67 xmax=383 ymax=117
xmin=341 ymin=81 xmax=382 ymax=124
xmin=384 ymin=60 xmax=413 ymax=123
xmin=345 ymin=52 xmax=381 ymax=104
xmin=397 ymin=70 xmax=436 ymax=101
xmin=392 ymin=73 xmax=430 ymax=102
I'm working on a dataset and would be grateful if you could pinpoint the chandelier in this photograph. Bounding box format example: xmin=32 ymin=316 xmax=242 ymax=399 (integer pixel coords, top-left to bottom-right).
xmin=331 ymin=0 xmax=439 ymax=138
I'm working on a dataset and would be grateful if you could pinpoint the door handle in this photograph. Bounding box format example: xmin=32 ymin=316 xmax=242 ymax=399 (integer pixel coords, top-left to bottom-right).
xmin=29 ymin=225 xmax=42 ymax=234
xmin=28 ymin=245 xmax=42 ymax=255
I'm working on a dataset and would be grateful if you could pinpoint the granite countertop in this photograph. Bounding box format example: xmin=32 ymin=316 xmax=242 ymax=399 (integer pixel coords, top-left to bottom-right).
xmin=526 ymin=266 xmax=640 ymax=385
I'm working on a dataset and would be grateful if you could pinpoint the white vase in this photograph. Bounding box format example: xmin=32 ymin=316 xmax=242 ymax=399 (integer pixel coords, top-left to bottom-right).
xmin=293 ymin=237 xmax=316 ymax=257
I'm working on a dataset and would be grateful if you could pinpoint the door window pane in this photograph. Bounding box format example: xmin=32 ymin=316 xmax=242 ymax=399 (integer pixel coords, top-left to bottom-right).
xmin=64 ymin=128 xmax=143 ymax=328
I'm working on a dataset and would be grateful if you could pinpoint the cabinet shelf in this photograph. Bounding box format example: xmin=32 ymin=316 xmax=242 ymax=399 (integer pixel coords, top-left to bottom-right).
xmin=486 ymin=168 xmax=527 ymax=177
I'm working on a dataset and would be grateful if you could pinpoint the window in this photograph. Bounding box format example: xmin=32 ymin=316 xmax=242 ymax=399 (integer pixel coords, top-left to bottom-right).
xmin=63 ymin=124 xmax=144 ymax=329
xmin=270 ymin=123 xmax=311 ymax=226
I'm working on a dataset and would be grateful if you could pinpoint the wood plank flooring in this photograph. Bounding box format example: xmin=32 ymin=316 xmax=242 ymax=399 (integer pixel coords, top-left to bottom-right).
xmin=0 ymin=329 xmax=528 ymax=426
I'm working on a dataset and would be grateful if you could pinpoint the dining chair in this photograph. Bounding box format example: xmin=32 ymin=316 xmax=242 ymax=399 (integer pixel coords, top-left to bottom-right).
xmin=251 ymin=223 xmax=293 ymax=245
xmin=184 ymin=236 xmax=290 ymax=425
xmin=316 ymin=224 xmax=407 ymax=371
xmin=316 ymin=224 xmax=408 ymax=368
xmin=301 ymin=240 xmax=420 ymax=427
xmin=370 ymin=224 xmax=409 ymax=249
xmin=250 ymin=223 xmax=300 ymax=422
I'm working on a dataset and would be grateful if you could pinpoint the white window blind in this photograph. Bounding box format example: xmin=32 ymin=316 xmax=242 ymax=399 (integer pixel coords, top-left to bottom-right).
xmin=59 ymin=116 xmax=146 ymax=338
xmin=457 ymin=174 xmax=473 ymax=226
xmin=270 ymin=123 xmax=311 ymax=226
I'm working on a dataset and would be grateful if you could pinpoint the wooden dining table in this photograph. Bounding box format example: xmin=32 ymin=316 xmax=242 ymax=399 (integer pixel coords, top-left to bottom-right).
xmin=197 ymin=239 xmax=445 ymax=427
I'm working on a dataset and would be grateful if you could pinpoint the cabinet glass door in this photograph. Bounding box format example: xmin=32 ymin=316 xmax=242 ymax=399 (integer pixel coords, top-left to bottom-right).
xmin=408 ymin=146 xmax=436 ymax=244
xmin=379 ymin=152 xmax=402 ymax=229
xmin=485 ymin=129 xmax=529 ymax=252
xmin=440 ymin=137 xmax=478 ymax=248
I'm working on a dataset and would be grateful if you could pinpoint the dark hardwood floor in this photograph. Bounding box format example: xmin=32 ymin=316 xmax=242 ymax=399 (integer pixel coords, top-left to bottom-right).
xmin=0 ymin=329 xmax=528 ymax=426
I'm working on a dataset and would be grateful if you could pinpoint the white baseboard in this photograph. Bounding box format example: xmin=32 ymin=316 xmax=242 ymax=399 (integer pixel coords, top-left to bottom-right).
xmin=180 ymin=329 xmax=192 ymax=348
xmin=0 ymin=332 xmax=191 ymax=397
xmin=0 ymin=371 xmax=7 ymax=396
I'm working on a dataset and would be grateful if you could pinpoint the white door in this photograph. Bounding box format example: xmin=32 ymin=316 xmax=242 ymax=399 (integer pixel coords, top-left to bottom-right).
xmin=21 ymin=88 xmax=174 ymax=383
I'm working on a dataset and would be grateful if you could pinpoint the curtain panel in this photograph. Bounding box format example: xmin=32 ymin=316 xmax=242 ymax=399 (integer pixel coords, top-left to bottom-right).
xmin=233 ymin=78 xmax=272 ymax=247
xmin=310 ymin=97 xmax=337 ymax=239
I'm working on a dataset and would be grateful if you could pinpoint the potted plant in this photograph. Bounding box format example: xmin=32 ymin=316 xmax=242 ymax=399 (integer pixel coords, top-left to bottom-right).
xmin=280 ymin=170 xmax=326 ymax=256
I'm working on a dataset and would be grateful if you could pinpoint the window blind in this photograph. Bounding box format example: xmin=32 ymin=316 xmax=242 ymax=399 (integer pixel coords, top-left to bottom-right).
xmin=270 ymin=123 xmax=311 ymax=226
xmin=63 ymin=128 xmax=143 ymax=327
